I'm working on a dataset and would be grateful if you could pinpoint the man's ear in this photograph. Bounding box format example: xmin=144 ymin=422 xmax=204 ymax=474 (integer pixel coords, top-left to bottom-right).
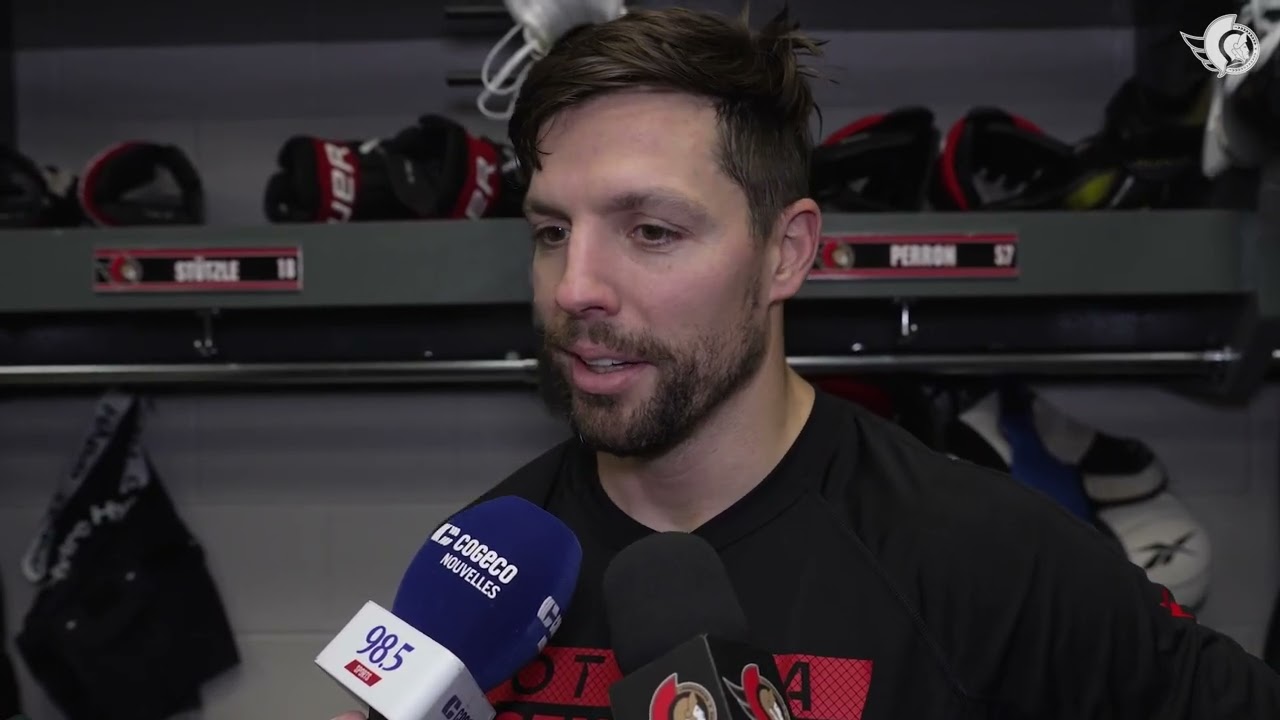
xmin=768 ymin=198 xmax=821 ymax=303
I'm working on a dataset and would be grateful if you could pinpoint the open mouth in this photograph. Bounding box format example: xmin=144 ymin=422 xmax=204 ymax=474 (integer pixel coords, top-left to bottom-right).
xmin=576 ymin=356 xmax=643 ymax=374
xmin=561 ymin=348 xmax=649 ymax=395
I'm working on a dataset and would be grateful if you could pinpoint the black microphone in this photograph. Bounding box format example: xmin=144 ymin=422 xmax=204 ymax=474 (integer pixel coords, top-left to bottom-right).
xmin=604 ymin=532 xmax=792 ymax=720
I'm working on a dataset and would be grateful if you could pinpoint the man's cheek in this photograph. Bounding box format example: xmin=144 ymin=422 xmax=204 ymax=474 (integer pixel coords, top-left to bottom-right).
xmin=529 ymin=283 xmax=559 ymax=326
xmin=531 ymin=301 xmax=549 ymax=327
xmin=530 ymin=276 xmax=556 ymax=307
xmin=530 ymin=254 xmax=565 ymax=296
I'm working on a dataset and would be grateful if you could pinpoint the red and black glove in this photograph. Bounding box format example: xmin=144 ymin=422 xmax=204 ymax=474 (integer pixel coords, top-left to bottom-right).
xmin=264 ymin=114 xmax=525 ymax=223
xmin=264 ymin=135 xmax=417 ymax=223
xmin=810 ymin=107 xmax=939 ymax=212
xmin=930 ymin=107 xmax=1079 ymax=211
xmin=380 ymin=114 xmax=525 ymax=220
xmin=75 ymin=141 xmax=205 ymax=225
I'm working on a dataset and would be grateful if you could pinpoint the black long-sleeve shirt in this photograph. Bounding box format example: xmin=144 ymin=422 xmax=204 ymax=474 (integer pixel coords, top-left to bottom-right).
xmin=476 ymin=389 xmax=1280 ymax=719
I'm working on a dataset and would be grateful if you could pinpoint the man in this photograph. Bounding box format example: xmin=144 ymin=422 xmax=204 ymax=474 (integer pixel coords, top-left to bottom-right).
xmin=336 ymin=7 xmax=1280 ymax=720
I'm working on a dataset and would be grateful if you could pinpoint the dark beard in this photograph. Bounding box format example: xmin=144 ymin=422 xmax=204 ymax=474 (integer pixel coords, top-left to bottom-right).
xmin=534 ymin=293 xmax=767 ymax=460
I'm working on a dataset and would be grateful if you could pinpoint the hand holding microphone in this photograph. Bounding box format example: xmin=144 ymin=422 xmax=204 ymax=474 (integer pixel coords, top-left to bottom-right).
xmin=316 ymin=496 xmax=583 ymax=720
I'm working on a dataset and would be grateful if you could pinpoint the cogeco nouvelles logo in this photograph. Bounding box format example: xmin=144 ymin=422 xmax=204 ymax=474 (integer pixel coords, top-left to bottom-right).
xmin=430 ymin=522 xmax=520 ymax=599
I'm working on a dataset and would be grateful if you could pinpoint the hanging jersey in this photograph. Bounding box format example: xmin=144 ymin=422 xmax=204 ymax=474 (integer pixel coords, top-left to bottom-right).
xmin=15 ymin=392 xmax=239 ymax=720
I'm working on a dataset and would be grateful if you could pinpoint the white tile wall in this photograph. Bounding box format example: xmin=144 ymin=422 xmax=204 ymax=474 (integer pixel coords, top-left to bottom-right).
xmin=0 ymin=385 xmax=1274 ymax=720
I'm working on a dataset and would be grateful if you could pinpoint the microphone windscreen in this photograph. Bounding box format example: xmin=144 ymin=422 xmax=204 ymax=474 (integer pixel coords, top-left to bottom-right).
xmin=392 ymin=495 xmax=582 ymax=691
xmin=603 ymin=531 xmax=749 ymax=674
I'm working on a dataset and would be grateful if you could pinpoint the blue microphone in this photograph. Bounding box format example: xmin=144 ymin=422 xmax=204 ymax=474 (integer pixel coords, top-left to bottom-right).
xmin=317 ymin=496 xmax=582 ymax=720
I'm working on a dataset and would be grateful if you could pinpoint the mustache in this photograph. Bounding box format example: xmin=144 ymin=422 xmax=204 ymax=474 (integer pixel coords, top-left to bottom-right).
xmin=534 ymin=316 xmax=666 ymax=362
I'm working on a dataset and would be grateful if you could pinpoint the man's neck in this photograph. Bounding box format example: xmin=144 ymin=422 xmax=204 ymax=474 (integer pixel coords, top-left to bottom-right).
xmin=595 ymin=357 xmax=816 ymax=533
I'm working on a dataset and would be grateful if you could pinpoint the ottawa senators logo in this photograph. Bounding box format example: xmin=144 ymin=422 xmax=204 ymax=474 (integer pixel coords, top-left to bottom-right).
xmin=109 ymin=254 xmax=142 ymax=284
xmin=723 ymin=664 xmax=790 ymax=720
xmin=649 ymin=673 xmax=716 ymax=720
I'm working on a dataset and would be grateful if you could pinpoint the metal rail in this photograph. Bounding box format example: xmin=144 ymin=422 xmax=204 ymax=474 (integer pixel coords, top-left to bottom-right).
xmin=0 ymin=349 xmax=1258 ymax=387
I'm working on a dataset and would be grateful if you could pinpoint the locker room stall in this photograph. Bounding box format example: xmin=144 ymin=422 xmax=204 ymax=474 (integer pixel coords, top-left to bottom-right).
xmin=1 ymin=0 xmax=1278 ymax=718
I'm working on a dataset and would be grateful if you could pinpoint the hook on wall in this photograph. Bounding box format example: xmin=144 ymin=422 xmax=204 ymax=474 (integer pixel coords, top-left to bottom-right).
xmin=193 ymin=309 xmax=220 ymax=359
xmin=899 ymin=301 xmax=918 ymax=342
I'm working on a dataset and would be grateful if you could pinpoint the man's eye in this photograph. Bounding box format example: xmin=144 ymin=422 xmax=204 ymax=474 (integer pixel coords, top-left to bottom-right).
xmin=633 ymin=224 xmax=681 ymax=246
xmin=532 ymin=226 xmax=568 ymax=247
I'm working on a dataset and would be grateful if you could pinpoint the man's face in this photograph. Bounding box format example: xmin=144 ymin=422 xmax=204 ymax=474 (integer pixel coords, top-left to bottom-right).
xmin=525 ymin=90 xmax=771 ymax=459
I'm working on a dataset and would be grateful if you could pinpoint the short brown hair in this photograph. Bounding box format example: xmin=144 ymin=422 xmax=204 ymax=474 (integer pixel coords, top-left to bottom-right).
xmin=507 ymin=7 xmax=824 ymax=241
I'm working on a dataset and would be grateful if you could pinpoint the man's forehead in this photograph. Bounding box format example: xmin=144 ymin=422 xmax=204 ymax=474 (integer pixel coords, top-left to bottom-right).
xmin=535 ymin=91 xmax=720 ymax=163
xmin=522 ymin=92 xmax=734 ymax=217
xmin=522 ymin=184 xmax=713 ymax=221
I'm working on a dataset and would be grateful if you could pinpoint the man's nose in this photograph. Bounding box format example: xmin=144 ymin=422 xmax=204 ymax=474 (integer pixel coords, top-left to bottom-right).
xmin=554 ymin=233 xmax=619 ymax=317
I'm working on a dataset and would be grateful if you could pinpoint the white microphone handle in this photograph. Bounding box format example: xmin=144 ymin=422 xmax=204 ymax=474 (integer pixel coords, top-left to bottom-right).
xmin=316 ymin=601 xmax=496 ymax=720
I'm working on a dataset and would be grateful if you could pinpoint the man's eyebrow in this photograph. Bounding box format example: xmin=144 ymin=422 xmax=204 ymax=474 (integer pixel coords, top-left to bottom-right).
xmin=602 ymin=189 xmax=711 ymax=223
xmin=522 ymin=189 xmax=711 ymax=223
xmin=522 ymin=196 xmax=567 ymax=219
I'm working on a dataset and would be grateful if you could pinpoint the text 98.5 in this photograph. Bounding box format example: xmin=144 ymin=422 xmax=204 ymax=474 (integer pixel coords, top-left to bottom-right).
xmin=358 ymin=624 xmax=415 ymax=672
